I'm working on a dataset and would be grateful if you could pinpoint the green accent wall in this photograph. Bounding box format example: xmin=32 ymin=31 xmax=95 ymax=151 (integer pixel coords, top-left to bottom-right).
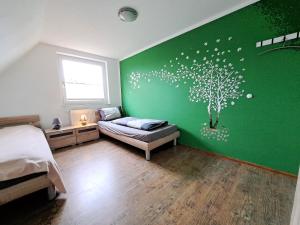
xmin=120 ymin=0 xmax=300 ymax=174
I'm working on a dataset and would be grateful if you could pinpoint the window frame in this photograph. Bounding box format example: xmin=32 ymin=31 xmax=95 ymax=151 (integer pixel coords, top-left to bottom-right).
xmin=57 ymin=53 xmax=110 ymax=106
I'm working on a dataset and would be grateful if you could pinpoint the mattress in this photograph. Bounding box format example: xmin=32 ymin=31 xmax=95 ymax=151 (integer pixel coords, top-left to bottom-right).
xmin=98 ymin=121 xmax=177 ymax=142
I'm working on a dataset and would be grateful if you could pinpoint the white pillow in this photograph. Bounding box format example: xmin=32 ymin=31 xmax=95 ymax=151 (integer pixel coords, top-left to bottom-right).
xmin=99 ymin=107 xmax=121 ymax=121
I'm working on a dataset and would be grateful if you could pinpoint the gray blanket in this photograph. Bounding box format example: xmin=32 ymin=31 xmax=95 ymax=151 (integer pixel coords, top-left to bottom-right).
xmin=112 ymin=117 xmax=168 ymax=131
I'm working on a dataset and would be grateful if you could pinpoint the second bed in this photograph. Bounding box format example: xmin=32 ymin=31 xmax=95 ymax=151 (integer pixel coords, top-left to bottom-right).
xmin=98 ymin=120 xmax=180 ymax=160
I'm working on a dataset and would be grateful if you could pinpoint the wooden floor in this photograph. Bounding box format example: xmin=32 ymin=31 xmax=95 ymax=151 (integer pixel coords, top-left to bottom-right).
xmin=0 ymin=137 xmax=296 ymax=225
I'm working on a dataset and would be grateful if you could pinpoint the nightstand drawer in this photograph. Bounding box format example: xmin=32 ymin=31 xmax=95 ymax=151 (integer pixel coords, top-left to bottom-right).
xmin=48 ymin=130 xmax=75 ymax=139
xmin=76 ymin=130 xmax=99 ymax=144
xmin=76 ymin=126 xmax=98 ymax=134
xmin=48 ymin=136 xmax=77 ymax=149
xmin=46 ymin=129 xmax=76 ymax=149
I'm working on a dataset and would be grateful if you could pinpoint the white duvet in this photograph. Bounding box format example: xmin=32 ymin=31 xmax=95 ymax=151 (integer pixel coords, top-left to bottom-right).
xmin=0 ymin=125 xmax=66 ymax=193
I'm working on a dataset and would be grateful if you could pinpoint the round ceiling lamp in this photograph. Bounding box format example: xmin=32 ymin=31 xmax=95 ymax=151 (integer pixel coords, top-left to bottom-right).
xmin=118 ymin=7 xmax=138 ymax=22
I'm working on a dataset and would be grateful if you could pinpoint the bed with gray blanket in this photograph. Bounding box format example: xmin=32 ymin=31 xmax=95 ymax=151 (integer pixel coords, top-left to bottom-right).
xmin=97 ymin=116 xmax=180 ymax=160
xmin=98 ymin=120 xmax=177 ymax=142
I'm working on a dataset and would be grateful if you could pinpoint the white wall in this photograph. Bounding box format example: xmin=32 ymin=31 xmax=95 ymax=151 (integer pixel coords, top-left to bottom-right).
xmin=290 ymin=168 xmax=300 ymax=225
xmin=0 ymin=43 xmax=121 ymax=128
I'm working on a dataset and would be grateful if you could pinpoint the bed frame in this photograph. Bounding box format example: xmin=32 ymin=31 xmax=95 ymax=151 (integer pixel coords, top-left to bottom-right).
xmin=95 ymin=112 xmax=180 ymax=160
xmin=0 ymin=115 xmax=56 ymax=205
xmin=99 ymin=128 xmax=180 ymax=160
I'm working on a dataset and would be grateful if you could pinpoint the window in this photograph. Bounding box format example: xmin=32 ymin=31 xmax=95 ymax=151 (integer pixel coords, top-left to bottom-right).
xmin=59 ymin=54 xmax=109 ymax=104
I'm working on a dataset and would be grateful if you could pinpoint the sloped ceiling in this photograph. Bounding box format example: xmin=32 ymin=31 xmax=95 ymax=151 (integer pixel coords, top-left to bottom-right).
xmin=0 ymin=0 xmax=47 ymax=73
xmin=0 ymin=0 xmax=258 ymax=73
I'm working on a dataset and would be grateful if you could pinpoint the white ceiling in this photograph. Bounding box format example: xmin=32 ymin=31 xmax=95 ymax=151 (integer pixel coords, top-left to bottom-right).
xmin=0 ymin=0 xmax=257 ymax=73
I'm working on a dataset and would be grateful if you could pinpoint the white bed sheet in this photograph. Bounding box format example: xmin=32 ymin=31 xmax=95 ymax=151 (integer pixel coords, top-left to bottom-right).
xmin=0 ymin=125 xmax=66 ymax=193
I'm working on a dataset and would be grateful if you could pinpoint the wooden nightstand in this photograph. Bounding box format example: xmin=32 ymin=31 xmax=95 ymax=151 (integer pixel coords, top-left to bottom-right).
xmin=76 ymin=123 xmax=99 ymax=144
xmin=45 ymin=123 xmax=99 ymax=150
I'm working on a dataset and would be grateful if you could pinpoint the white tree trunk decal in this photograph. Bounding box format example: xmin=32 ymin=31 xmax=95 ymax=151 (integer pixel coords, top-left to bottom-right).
xmin=128 ymin=37 xmax=247 ymax=141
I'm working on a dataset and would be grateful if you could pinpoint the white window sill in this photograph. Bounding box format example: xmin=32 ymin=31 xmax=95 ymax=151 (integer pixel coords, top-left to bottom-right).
xmin=63 ymin=99 xmax=110 ymax=108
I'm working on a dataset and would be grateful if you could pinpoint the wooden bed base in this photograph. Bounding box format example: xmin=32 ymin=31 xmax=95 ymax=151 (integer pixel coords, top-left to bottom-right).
xmin=0 ymin=115 xmax=55 ymax=205
xmin=99 ymin=128 xmax=180 ymax=160
xmin=0 ymin=175 xmax=55 ymax=205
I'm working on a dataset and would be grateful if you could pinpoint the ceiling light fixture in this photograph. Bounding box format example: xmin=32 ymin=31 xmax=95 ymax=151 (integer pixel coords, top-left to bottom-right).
xmin=118 ymin=7 xmax=138 ymax=22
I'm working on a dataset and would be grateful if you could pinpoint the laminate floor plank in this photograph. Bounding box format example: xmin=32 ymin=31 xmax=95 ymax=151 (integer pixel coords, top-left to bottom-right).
xmin=0 ymin=138 xmax=296 ymax=225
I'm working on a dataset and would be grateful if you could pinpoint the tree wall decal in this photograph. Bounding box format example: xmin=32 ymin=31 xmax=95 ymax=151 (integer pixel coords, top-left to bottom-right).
xmin=128 ymin=37 xmax=247 ymax=142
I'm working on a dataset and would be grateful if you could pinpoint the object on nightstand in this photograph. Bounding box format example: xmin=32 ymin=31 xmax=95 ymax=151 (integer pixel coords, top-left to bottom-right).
xmin=80 ymin=114 xmax=88 ymax=126
xmin=52 ymin=118 xmax=62 ymax=130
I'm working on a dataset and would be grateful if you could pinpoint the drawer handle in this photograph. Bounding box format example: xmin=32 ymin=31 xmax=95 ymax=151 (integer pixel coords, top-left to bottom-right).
xmin=78 ymin=128 xmax=97 ymax=133
xmin=50 ymin=132 xmax=73 ymax=138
